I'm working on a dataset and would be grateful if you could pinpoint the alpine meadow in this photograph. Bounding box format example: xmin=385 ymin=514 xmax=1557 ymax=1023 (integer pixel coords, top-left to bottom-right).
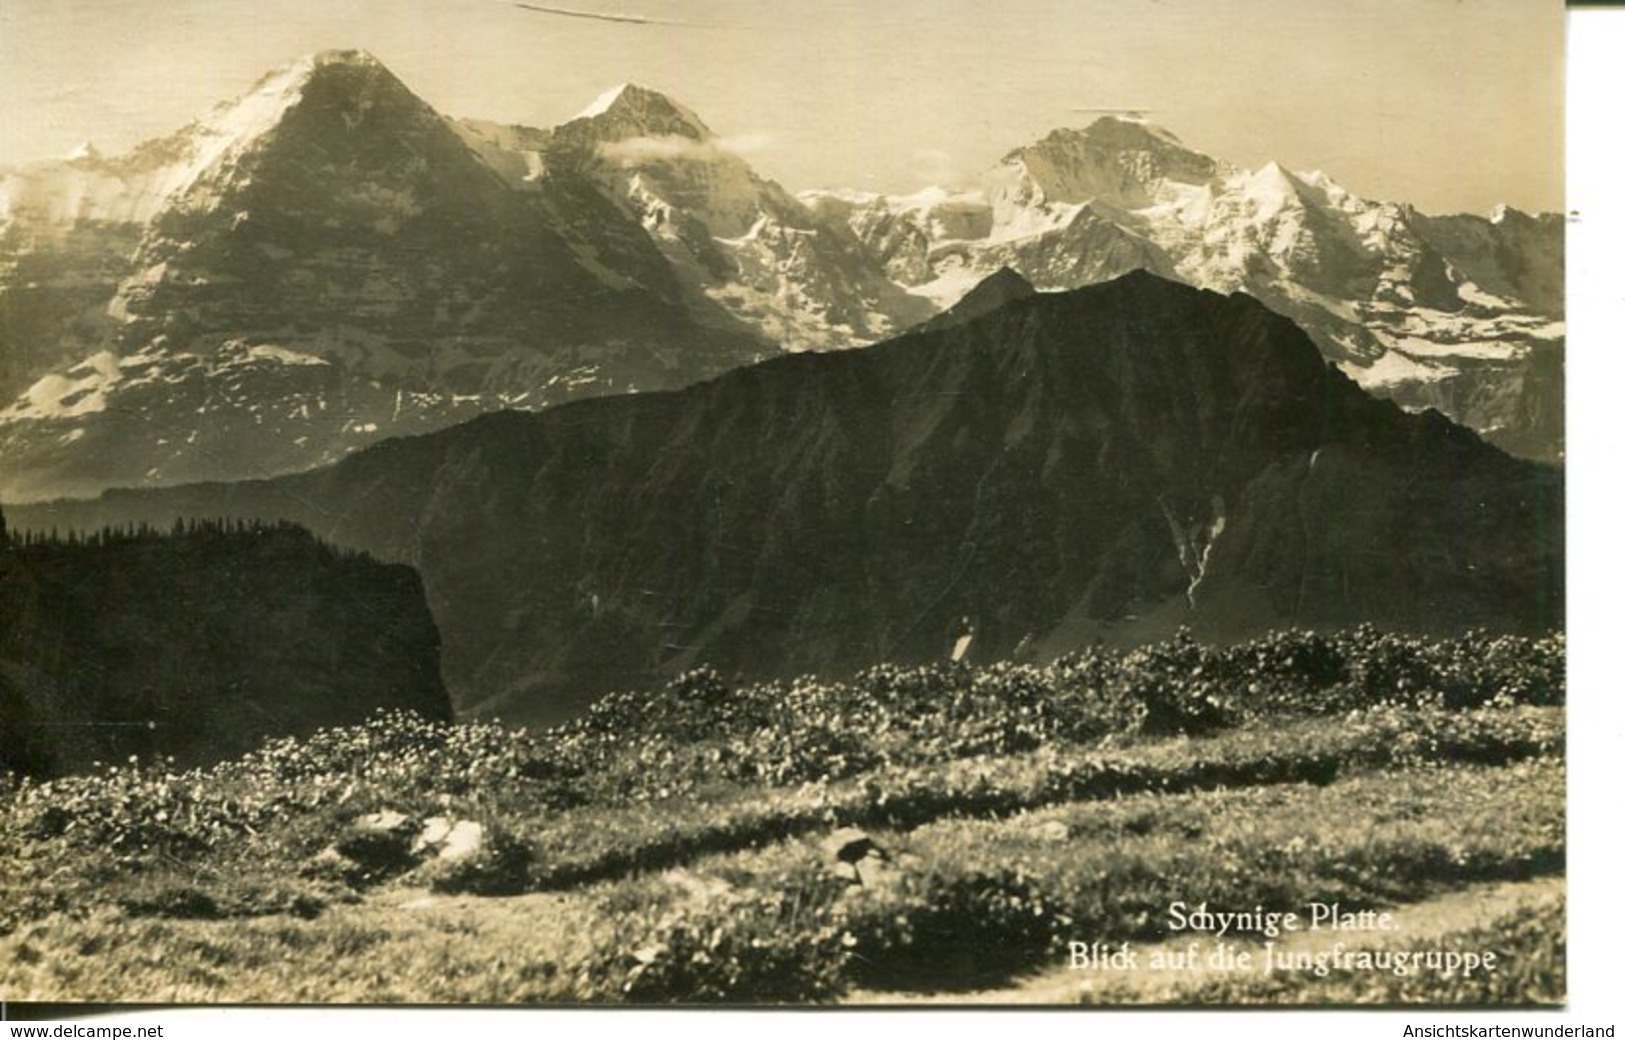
xmin=0 ymin=0 xmax=1567 ymax=1012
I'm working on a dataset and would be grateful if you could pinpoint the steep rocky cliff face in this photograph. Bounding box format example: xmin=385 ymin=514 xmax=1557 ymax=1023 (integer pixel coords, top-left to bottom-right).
xmin=0 ymin=515 xmax=450 ymax=777
xmin=10 ymin=274 xmax=1562 ymax=726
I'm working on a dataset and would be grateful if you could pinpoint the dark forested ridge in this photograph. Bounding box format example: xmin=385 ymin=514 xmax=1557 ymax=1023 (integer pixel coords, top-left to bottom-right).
xmin=7 ymin=272 xmax=1564 ymax=726
xmin=0 ymin=514 xmax=450 ymax=777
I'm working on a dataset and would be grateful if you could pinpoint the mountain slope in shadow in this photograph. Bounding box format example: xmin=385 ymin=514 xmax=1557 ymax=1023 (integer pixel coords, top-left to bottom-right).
xmin=9 ymin=272 xmax=1562 ymax=725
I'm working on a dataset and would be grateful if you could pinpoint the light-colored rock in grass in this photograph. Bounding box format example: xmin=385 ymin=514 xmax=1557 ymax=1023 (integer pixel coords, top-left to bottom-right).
xmin=412 ymin=817 xmax=485 ymax=863
xmin=354 ymin=809 xmax=415 ymax=836
xmin=1035 ymin=819 xmax=1071 ymax=842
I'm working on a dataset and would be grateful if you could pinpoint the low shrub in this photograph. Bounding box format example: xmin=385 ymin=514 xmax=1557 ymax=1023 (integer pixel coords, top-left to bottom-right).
xmin=578 ymin=864 xmax=852 ymax=1003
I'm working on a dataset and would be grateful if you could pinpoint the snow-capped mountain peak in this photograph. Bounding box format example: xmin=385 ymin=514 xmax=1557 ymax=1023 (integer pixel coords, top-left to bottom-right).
xmin=0 ymin=53 xmax=775 ymax=501
xmin=820 ymin=117 xmax=1562 ymax=460
xmin=1237 ymin=160 xmax=1310 ymax=219
xmin=1079 ymin=115 xmax=1194 ymax=149
xmin=308 ymin=47 xmax=385 ymax=69
xmin=0 ymin=48 xmax=437 ymax=226
xmin=1034 ymin=117 xmax=1224 ymax=178
xmin=577 ymin=83 xmax=627 ymax=119
xmin=1488 ymin=202 xmax=1543 ymax=227
xmin=144 ymin=47 xmax=452 ymax=217
xmin=987 ymin=116 xmax=1230 ymax=221
xmin=200 ymin=48 xmax=395 ymax=138
xmin=560 ymin=82 xmax=712 ymax=142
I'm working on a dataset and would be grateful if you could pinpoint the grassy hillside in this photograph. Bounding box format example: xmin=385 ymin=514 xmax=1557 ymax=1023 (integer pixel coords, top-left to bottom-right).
xmin=0 ymin=628 xmax=1564 ymax=1005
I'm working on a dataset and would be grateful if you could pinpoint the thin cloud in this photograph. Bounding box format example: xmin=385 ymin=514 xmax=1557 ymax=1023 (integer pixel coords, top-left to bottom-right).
xmin=718 ymin=133 xmax=775 ymax=156
xmin=910 ymin=148 xmax=962 ymax=187
xmin=512 ymin=3 xmax=708 ymax=28
xmin=599 ymin=135 xmax=716 ymax=163
xmin=597 ymin=133 xmax=774 ymax=165
xmin=1070 ymin=108 xmax=1155 ymax=119
xmin=510 ymin=2 xmax=919 ymax=32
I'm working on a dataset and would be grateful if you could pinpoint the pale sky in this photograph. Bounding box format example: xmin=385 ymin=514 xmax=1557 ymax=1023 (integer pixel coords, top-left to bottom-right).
xmin=0 ymin=0 xmax=1564 ymax=216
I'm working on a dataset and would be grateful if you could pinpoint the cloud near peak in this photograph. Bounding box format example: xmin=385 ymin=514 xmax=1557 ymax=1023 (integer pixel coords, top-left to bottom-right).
xmin=597 ymin=133 xmax=775 ymax=165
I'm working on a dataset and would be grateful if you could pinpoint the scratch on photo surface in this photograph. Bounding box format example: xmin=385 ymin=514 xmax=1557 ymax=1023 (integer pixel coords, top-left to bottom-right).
xmin=512 ymin=2 xmax=720 ymax=28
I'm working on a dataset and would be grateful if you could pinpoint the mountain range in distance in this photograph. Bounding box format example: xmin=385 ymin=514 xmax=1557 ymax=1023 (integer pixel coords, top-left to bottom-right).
xmin=0 ymin=49 xmax=1564 ymax=502
xmin=10 ymin=272 xmax=1563 ymax=727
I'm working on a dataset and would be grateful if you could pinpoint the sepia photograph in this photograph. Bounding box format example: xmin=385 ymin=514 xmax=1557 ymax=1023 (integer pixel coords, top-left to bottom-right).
xmin=0 ymin=0 xmax=1581 ymax=1018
